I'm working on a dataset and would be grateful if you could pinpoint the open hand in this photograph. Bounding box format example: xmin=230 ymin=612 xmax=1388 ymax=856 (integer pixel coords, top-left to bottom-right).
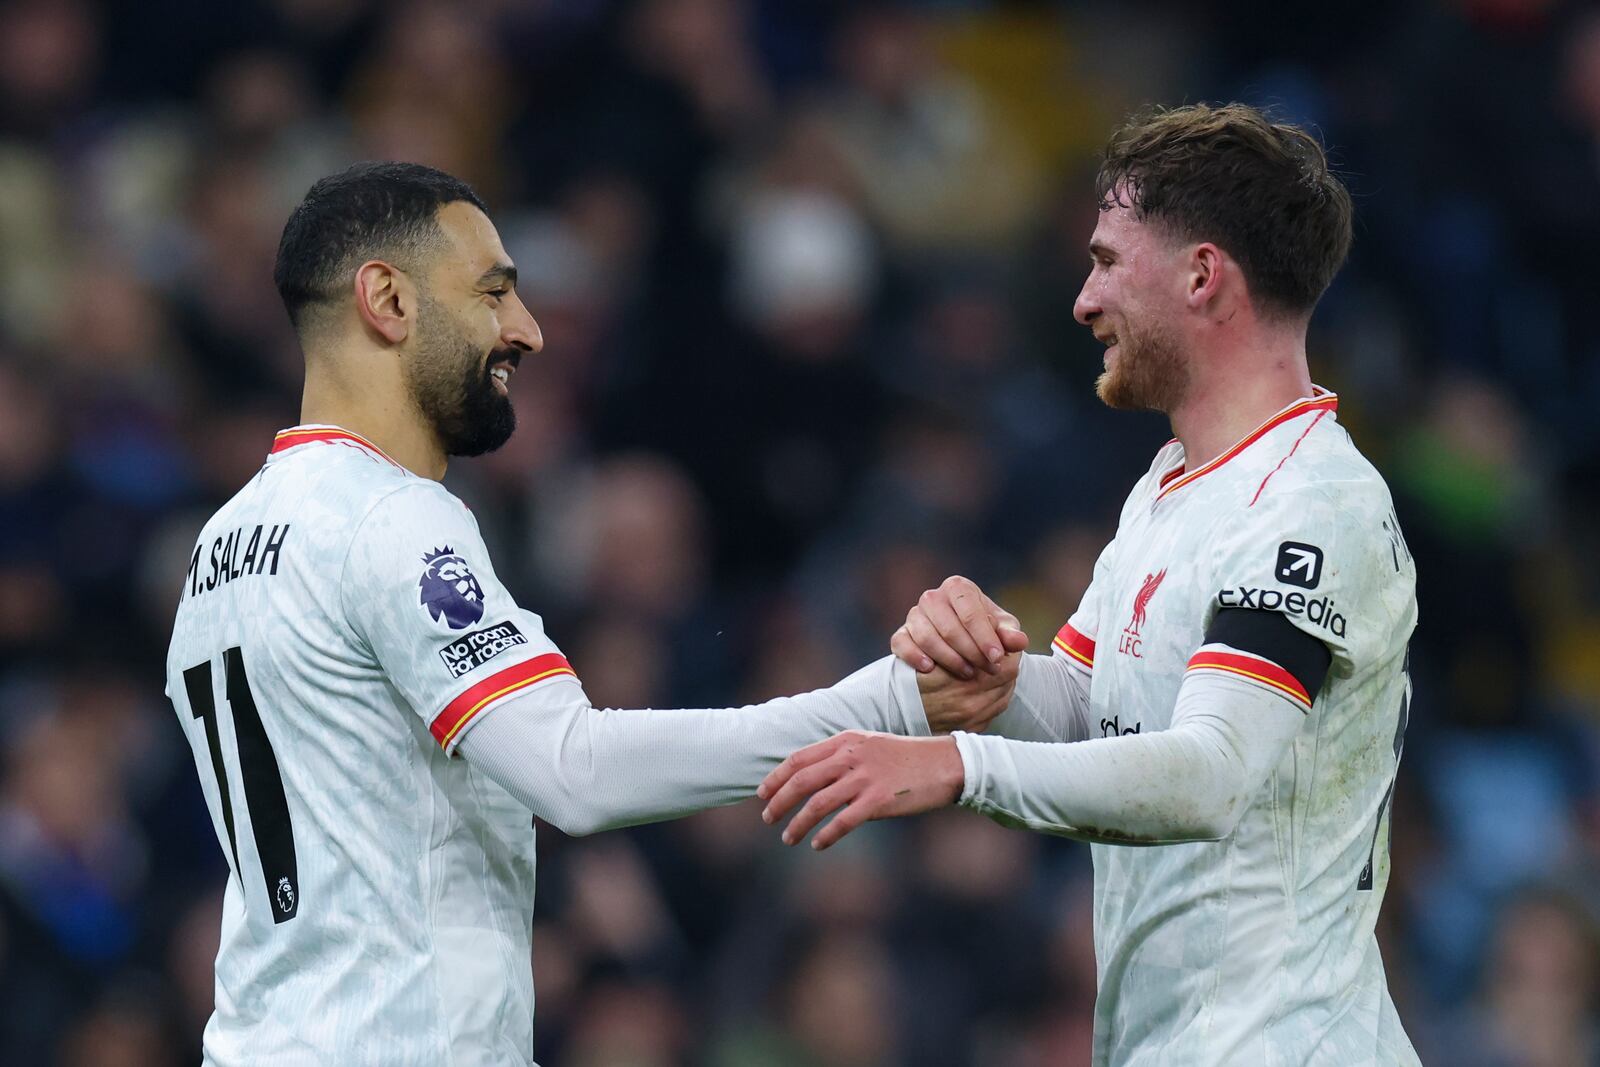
xmin=891 ymin=575 xmax=1029 ymax=678
xmin=757 ymin=731 xmax=964 ymax=850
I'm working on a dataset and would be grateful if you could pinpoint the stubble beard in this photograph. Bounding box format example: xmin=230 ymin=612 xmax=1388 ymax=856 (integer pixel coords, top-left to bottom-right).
xmin=405 ymin=295 xmax=518 ymax=458
xmin=1094 ymin=319 xmax=1191 ymax=414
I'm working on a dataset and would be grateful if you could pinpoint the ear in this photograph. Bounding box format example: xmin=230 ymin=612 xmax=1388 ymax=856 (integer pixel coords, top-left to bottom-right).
xmin=353 ymin=260 xmax=414 ymax=345
xmin=1184 ymin=242 xmax=1226 ymax=311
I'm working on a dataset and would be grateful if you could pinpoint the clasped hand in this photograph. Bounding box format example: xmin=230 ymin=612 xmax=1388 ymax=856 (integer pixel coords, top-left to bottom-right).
xmin=899 ymin=574 xmax=1030 ymax=733
xmin=759 ymin=576 xmax=1029 ymax=848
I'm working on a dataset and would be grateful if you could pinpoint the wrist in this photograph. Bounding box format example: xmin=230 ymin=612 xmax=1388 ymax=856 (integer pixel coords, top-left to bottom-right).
xmin=936 ymin=735 xmax=965 ymax=801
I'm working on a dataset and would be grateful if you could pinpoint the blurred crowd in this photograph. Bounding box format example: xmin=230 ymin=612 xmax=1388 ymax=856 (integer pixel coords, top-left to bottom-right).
xmin=2 ymin=0 xmax=1600 ymax=1064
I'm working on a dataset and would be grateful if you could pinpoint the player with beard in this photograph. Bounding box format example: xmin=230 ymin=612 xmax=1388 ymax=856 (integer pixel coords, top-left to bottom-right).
xmin=759 ymin=105 xmax=1421 ymax=1065
xmin=164 ymin=162 xmax=1012 ymax=1067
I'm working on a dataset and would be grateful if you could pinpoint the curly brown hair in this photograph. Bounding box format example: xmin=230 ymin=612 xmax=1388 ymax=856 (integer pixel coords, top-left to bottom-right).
xmin=1095 ymin=103 xmax=1353 ymax=319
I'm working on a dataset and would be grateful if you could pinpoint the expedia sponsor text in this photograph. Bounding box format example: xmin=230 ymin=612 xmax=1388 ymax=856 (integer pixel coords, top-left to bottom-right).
xmin=1216 ymin=587 xmax=1346 ymax=637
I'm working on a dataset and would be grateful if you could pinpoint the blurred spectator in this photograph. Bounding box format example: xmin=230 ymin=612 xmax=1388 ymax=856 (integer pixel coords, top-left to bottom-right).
xmin=0 ymin=704 xmax=149 ymax=1060
xmin=56 ymin=983 xmax=178 ymax=1067
xmin=0 ymin=0 xmax=99 ymax=139
xmin=710 ymin=928 xmax=900 ymax=1067
xmin=1424 ymin=887 xmax=1600 ymax=1067
xmin=563 ymin=978 xmax=691 ymax=1067
xmin=349 ymin=3 xmax=507 ymax=193
xmin=163 ymin=891 xmax=222 ymax=1053
xmin=820 ymin=5 xmax=1042 ymax=253
xmin=0 ymin=358 xmax=71 ymax=664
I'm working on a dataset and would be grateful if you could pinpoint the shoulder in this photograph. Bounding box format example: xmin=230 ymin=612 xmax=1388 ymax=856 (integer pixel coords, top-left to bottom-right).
xmin=1247 ymin=419 xmax=1396 ymax=529
xmin=264 ymin=444 xmax=442 ymax=530
xmin=190 ymin=473 xmax=263 ymax=547
xmin=1209 ymin=425 xmax=1412 ymax=613
xmin=353 ymin=477 xmax=473 ymax=538
xmin=1124 ymin=439 xmax=1185 ymax=516
xmin=342 ymin=476 xmax=487 ymax=574
xmin=341 ymin=480 xmax=485 ymax=598
xmin=270 ymin=445 xmax=475 ymax=547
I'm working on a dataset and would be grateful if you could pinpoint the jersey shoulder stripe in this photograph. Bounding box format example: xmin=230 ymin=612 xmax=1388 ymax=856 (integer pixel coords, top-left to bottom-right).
xmin=1052 ymin=622 xmax=1096 ymax=670
xmin=1248 ymin=408 xmax=1332 ymax=507
xmin=1155 ymin=392 xmax=1338 ymax=503
xmin=432 ymin=652 xmax=578 ymax=749
xmin=1186 ymin=647 xmax=1312 ymax=710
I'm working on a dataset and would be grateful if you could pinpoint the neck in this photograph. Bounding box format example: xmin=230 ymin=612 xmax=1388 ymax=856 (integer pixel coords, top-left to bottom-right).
xmin=299 ymin=347 xmax=448 ymax=480
xmin=1168 ymin=330 xmax=1314 ymax=467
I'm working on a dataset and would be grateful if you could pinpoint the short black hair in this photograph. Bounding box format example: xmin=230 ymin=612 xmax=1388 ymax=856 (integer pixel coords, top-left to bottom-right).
xmin=273 ymin=161 xmax=487 ymax=330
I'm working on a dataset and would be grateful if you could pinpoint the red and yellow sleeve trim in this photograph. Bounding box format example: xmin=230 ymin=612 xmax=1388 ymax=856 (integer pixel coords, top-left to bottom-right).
xmin=431 ymin=652 xmax=578 ymax=750
xmin=1186 ymin=649 xmax=1312 ymax=711
xmin=1052 ymin=622 xmax=1096 ymax=670
xmin=269 ymin=426 xmax=401 ymax=469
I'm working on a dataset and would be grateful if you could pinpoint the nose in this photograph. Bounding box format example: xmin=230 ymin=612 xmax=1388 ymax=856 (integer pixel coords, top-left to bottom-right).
xmin=502 ymin=293 xmax=544 ymax=354
xmin=1073 ymin=276 xmax=1100 ymax=327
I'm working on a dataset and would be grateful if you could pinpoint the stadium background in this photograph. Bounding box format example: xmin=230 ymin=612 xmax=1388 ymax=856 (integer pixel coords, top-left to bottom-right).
xmin=1 ymin=0 xmax=1597 ymax=1063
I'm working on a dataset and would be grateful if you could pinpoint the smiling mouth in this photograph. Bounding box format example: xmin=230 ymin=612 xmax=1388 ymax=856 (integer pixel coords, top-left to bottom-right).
xmin=488 ymin=350 xmax=521 ymax=391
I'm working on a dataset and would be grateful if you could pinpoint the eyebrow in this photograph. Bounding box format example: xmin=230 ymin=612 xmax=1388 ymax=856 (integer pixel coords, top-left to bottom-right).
xmin=1088 ymin=240 xmax=1115 ymax=260
xmin=476 ymin=263 xmax=518 ymax=288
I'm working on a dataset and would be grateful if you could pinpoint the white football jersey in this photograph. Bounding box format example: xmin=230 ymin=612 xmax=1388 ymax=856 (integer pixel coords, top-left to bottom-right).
xmin=1052 ymin=392 xmax=1420 ymax=1065
xmin=165 ymin=426 xmax=585 ymax=1067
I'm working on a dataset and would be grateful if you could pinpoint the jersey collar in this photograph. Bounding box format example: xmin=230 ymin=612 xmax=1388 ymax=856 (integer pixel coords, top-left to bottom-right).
xmin=1154 ymin=388 xmax=1338 ymax=502
xmin=268 ymin=425 xmax=403 ymax=469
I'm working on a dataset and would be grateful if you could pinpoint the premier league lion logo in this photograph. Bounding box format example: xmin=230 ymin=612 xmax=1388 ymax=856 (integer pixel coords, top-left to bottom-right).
xmin=275 ymin=876 xmax=296 ymax=915
xmin=418 ymin=546 xmax=487 ymax=630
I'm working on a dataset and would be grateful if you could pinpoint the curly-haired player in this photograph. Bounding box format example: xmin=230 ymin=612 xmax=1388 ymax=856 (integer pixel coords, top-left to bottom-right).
xmin=761 ymin=104 xmax=1421 ymax=1066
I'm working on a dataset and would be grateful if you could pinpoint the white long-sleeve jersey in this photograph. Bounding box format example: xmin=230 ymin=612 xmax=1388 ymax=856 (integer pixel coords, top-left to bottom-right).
xmin=164 ymin=426 xmax=926 ymax=1067
xmin=953 ymin=392 xmax=1421 ymax=1066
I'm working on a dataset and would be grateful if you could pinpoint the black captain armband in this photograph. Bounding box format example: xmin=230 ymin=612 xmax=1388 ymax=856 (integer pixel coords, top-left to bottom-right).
xmin=1203 ymin=608 xmax=1333 ymax=702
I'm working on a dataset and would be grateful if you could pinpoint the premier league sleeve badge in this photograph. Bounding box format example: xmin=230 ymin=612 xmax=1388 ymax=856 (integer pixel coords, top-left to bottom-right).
xmin=418 ymin=546 xmax=488 ymax=630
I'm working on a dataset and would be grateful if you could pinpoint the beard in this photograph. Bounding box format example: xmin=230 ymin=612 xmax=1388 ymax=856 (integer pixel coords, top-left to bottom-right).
xmin=1094 ymin=318 xmax=1190 ymax=414
xmin=404 ymin=295 xmax=518 ymax=457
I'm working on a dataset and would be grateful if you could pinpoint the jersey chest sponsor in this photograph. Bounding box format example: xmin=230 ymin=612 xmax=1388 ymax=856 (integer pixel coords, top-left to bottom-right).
xmin=1100 ymin=714 xmax=1141 ymax=736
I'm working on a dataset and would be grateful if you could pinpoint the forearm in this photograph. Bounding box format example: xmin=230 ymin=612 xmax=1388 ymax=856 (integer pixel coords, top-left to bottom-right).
xmin=952 ymin=670 xmax=1301 ymax=844
xmin=985 ymin=652 xmax=1093 ymax=743
xmin=460 ymin=655 xmax=928 ymax=835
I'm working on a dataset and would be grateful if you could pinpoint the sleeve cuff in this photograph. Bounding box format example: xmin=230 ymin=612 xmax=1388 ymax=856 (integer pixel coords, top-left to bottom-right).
xmin=951 ymin=730 xmax=986 ymax=805
xmin=890 ymin=657 xmax=933 ymax=737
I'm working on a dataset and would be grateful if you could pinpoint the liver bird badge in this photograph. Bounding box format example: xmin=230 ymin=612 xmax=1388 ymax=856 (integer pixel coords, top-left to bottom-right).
xmin=1127 ymin=568 xmax=1167 ymax=636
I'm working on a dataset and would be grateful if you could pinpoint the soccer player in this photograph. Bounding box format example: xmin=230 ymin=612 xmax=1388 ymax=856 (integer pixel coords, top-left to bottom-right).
xmin=164 ymin=162 xmax=1012 ymax=1066
xmin=758 ymin=104 xmax=1421 ymax=1065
